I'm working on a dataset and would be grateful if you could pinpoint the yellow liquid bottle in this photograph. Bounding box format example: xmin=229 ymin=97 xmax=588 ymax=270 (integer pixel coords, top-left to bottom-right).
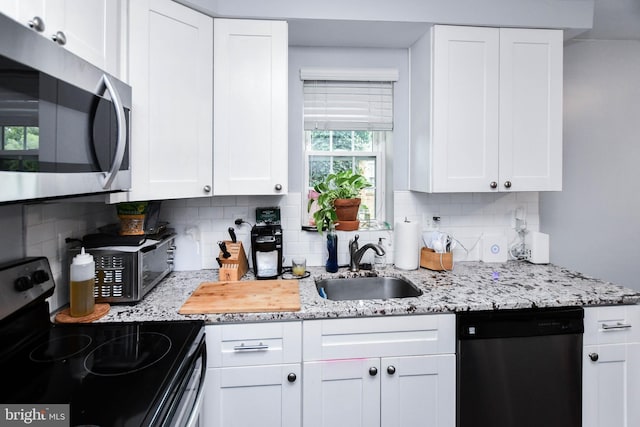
xmin=70 ymin=248 xmax=95 ymax=317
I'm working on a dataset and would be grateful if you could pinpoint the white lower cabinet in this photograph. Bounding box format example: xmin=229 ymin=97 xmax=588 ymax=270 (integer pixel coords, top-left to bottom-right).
xmin=207 ymin=364 xmax=301 ymax=427
xmin=202 ymin=315 xmax=455 ymax=427
xmin=302 ymin=314 xmax=456 ymax=427
xmin=583 ymin=305 xmax=640 ymax=427
xmin=303 ymin=354 xmax=455 ymax=427
xmin=203 ymin=322 xmax=302 ymax=427
xmin=381 ymin=355 xmax=455 ymax=427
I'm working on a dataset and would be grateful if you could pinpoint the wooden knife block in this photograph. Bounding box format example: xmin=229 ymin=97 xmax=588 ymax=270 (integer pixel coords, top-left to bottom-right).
xmin=218 ymin=241 xmax=249 ymax=281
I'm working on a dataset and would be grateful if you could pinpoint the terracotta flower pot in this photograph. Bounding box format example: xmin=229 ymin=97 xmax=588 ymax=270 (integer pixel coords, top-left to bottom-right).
xmin=334 ymin=198 xmax=361 ymax=230
xmin=335 ymin=219 xmax=360 ymax=231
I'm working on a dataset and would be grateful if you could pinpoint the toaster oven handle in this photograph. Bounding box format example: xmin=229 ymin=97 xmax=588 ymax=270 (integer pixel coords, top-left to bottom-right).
xmin=99 ymin=74 xmax=127 ymax=189
xmin=140 ymin=244 xmax=158 ymax=253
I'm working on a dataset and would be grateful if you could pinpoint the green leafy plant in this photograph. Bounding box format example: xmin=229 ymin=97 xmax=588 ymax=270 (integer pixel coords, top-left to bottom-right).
xmin=307 ymin=170 xmax=371 ymax=233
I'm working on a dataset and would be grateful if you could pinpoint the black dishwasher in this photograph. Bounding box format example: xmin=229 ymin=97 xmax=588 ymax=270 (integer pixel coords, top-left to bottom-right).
xmin=457 ymin=307 xmax=583 ymax=427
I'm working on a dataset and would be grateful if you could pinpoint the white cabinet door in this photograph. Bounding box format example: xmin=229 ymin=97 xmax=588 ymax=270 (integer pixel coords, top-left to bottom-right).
xmin=381 ymin=355 xmax=456 ymax=427
xmin=120 ymin=0 xmax=213 ymax=201
xmin=46 ymin=0 xmax=121 ymax=77
xmin=205 ymin=364 xmax=301 ymax=427
xmin=213 ymin=18 xmax=288 ymax=196
xmin=498 ymin=28 xmax=563 ymax=191
xmin=431 ymin=25 xmax=500 ymax=193
xmin=0 ymin=0 xmax=45 ymax=26
xmin=583 ymin=305 xmax=640 ymax=427
xmin=412 ymin=25 xmax=562 ymax=193
xmin=0 ymin=0 xmax=121 ymax=77
xmin=583 ymin=343 xmax=640 ymax=427
xmin=303 ymin=359 xmax=381 ymax=427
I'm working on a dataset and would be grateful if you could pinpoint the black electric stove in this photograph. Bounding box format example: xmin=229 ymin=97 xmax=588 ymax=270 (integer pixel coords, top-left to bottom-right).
xmin=0 ymin=257 xmax=206 ymax=427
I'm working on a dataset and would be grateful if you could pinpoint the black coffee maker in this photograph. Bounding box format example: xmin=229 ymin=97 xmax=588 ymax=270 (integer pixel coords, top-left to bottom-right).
xmin=251 ymin=207 xmax=283 ymax=279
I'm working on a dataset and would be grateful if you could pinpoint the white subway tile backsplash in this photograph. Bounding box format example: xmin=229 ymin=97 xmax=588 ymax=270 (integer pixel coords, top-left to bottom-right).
xmin=21 ymin=189 xmax=540 ymax=311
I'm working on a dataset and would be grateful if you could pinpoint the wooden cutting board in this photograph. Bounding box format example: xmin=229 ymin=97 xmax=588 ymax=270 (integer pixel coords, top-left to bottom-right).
xmin=179 ymin=280 xmax=300 ymax=314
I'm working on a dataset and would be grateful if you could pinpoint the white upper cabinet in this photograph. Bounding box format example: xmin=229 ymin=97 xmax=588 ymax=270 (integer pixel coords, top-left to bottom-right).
xmin=115 ymin=0 xmax=213 ymax=202
xmin=410 ymin=25 xmax=563 ymax=193
xmin=498 ymin=28 xmax=563 ymax=191
xmin=213 ymin=18 xmax=288 ymax=196
xmin=0 ymin=0 xmax=122 ymax=78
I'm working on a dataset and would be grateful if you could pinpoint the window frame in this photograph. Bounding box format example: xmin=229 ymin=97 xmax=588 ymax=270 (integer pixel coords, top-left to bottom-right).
xmin=303 ymin=129 xmax=387 ymax=230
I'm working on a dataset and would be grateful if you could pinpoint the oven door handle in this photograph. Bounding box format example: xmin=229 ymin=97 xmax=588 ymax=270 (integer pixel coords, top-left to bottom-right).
xmin=185 ymin=348 xmax=207 ymax=427
xmin=98 ymin=74 xmax=127 ymax=189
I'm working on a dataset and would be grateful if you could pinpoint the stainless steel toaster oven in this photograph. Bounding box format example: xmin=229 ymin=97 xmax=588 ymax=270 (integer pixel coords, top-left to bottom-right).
xmin=68 ymin=234 xmax=176 ymax=304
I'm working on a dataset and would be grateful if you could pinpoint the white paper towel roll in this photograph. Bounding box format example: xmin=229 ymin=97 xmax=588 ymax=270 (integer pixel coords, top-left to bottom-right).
xmin=394 ymin=219 xmax=421 ymax=270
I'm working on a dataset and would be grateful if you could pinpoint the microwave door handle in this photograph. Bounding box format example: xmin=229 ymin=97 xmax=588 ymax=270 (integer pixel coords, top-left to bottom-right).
xmin=98 ymin=74 xmax=127 ymax=189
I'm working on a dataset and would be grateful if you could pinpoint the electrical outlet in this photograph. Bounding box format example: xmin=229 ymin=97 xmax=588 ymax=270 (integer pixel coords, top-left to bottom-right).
xmin=57 ymin=233 xmax=72 ymax=262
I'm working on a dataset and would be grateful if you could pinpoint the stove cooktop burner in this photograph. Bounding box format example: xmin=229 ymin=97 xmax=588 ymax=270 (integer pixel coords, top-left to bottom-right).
xmin=84 ymin=332 xmax=172 ymax=376
xmin=29 ymin=334 xmax=93 ymax=362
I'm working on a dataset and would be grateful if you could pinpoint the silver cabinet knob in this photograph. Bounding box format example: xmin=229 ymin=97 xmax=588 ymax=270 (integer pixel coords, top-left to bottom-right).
xmin=274 ymin=183 xmax=283 ymax=191
xmin=287 ymin=373 xmax=297 ymax=383
xmin=490 ymin=181 xmax=498 ymax=189
xmin=589 ymin=352 xmax=599 ymax=362
xmin=203 ymin=185 xmax=212 ymax=193
xmin=387 ymin=365 xmax=396 ymax=375
xmin=28 ymin=16 xmax=45 ymax=32
xmin=52 ymin=30 xmax=67 ymax=46
xmin=369 ymin=367 xmax=378 ymax=376
xmin=504 ymin=181 xmax=512 ymax=189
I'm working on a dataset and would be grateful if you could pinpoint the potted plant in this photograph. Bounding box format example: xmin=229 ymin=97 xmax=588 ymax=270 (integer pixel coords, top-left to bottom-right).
xmin=307 ymin=169 xmax=372 ymax=232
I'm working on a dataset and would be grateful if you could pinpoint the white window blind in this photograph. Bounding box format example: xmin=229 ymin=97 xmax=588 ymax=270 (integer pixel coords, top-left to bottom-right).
xmin=303 ymin=80 xmax=394 ymax=131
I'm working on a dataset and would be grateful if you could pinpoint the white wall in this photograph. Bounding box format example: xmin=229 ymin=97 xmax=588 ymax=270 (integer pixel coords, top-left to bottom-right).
xmin=540 ymin=39 xmax=640 ymax=290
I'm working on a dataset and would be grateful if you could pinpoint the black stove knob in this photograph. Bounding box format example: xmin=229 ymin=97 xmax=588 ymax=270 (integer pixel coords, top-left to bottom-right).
xmin=15 ymin=275 xmax=34 ymax=292
xmin=32 ymin=269 xmax=50 ymax=284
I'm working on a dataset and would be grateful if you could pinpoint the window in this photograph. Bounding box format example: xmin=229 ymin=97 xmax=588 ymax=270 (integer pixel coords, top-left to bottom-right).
xmin=1 ymin=125 xmax=39 ymax=171
xmin=301 ymin=68 xmax=397 ymax=230
xmin=304 ymin=129 xmax=387 ymax=227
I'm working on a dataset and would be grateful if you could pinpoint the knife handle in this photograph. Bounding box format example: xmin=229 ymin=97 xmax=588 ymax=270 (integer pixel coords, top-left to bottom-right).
xmin=218 ymin=241 xmax=231 ymax=258
xmin=228 ymin=227 xmax=237 ymax=243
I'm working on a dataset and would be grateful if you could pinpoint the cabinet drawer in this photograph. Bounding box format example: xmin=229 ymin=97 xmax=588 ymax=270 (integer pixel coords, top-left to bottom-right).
xmin=584 ymin=305 xmax=640 ymax=345
xmin=303 ymin=314 xmax=455 ymax=361
xmin=206 ymin=321 xmax=302 ymax=367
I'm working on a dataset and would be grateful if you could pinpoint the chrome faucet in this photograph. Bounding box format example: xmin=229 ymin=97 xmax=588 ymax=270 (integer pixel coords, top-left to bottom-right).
xmin=349 ymin=234 xmax=386 ymax=272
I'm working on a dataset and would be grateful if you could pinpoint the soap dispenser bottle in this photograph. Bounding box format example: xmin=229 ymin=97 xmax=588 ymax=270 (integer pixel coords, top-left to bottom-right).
xmin=374 ymin=237 xmax=387 ymax=271
xmin=70 ymin=247 xmax=95 ymax=317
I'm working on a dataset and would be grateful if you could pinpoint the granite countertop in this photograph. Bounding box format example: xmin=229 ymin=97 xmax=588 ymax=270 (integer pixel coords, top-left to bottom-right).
xmin=96 ymin=261 xmax=640 ymax=324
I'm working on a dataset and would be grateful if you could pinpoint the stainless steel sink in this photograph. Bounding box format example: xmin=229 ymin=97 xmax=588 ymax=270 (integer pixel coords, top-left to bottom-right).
xmin=316 ymin=276 xmax=423 ymax=301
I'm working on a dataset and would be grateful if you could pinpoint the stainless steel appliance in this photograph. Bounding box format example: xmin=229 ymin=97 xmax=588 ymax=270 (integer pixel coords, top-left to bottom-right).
xmin=0 ymin=256 xmax=206 ymax=426
xmin=0 ymin=12 xmax=131 ymax=203
xmin=457 ymin=307 xmax=583 ymax=427
xmin=68 ymin=233 xmax=176 ymax=304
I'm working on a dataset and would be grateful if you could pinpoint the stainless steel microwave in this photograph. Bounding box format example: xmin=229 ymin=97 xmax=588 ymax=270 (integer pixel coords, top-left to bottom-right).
xmin=0 ymin=12 xmax=131 ymax=203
